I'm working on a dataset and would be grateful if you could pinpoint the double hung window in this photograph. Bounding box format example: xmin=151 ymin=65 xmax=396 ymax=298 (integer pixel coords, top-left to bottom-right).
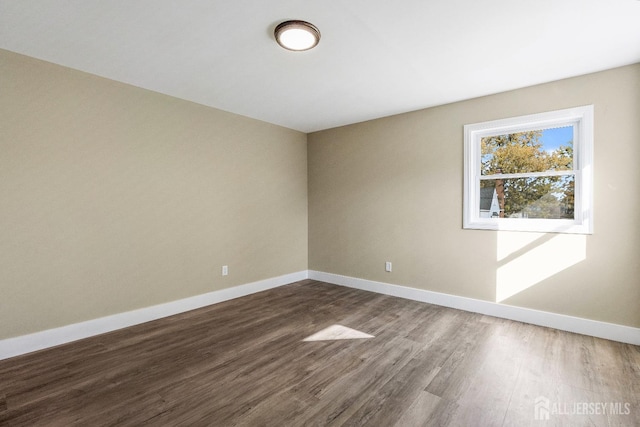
xmin=463 ymin=106 xmax=593 ymax=234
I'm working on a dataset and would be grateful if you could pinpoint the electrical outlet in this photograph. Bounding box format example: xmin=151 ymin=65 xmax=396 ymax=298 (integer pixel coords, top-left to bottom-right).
xmin=222 ymin=265 xmax=228 ymax=276
xmin=385 ymin=261 xmax=392 ymax=272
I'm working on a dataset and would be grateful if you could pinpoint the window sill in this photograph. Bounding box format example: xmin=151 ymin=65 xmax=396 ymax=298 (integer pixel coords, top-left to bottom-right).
xmin=463 ymin=218 xmax=592 ymax=234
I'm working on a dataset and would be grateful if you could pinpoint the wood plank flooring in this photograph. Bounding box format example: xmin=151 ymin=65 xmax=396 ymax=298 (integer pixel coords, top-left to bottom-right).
xmin=1 ymin=280 xmax=639 ymax=426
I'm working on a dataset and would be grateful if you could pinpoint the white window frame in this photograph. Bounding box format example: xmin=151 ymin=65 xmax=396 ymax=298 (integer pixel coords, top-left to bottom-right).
xmin=463 ymin=105 xmax=594 ymax=234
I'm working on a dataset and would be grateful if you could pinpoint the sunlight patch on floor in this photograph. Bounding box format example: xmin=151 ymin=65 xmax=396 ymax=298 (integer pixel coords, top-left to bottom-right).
xmin=496 ymin=231 xmax=586 ymax=303
xmin=303 ymin=324 xmax=374 ymax=342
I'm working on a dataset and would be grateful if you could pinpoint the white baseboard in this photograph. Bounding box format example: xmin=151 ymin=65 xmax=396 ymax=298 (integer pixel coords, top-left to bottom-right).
xmin=308 ymin=270 xmax=640 ymax=346
xmin=3 ymin=269 xmax=636 ymax=361
xmin=0 ymin=270 xmax=309 ymax=361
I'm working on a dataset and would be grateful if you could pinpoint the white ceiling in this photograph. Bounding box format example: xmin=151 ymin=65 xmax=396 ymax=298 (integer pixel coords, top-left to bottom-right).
xmin=1 ymin=0 xmax=639 ymax=133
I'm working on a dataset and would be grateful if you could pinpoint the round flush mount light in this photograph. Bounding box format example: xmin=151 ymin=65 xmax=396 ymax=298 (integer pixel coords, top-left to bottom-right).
xmin=274 ymin=20 xmax=320 ymax=51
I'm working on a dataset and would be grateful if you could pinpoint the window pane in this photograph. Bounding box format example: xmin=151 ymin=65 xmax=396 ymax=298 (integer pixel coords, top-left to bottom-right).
xmin=481 ymin=126 xmax=574 ymax=175
xmin=479 ymin=175 xmax=575 ymax=219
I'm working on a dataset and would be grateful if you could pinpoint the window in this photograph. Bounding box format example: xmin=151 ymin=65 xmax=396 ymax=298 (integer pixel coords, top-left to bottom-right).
xmin=464 ymin=106 xmax=593 ymax=234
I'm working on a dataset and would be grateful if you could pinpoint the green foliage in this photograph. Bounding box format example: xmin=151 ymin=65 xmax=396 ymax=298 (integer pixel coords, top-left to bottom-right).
xmin=480 ymin=131 xmax=574 ymax=219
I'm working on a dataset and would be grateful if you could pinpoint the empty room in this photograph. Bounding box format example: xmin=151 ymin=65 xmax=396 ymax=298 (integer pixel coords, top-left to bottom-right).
xmin=1 ymin=1 xmax=639 ymax=426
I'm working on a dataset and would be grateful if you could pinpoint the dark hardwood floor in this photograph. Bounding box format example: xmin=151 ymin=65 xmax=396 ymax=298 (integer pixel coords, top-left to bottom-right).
xmin=1 ymin=280 xmax=638 ymax=426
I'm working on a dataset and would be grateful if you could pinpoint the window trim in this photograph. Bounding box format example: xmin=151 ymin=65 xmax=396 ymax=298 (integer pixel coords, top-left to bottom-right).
xmin=463 ymin=105 xmax=594 ymax=234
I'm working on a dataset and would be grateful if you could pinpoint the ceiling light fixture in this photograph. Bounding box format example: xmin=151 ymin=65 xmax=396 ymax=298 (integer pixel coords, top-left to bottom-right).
xmin=274 ymin=20 xmax=320 ymax=51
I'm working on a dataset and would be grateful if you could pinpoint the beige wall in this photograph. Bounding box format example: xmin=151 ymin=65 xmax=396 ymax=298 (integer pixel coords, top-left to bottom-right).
xmin=0 ymin=50 xmax=308 ymax=339
xmin=2 ymin=46 xmax=638 ymax=340
xmin=309 ymin=64 xmax=640 ymax=328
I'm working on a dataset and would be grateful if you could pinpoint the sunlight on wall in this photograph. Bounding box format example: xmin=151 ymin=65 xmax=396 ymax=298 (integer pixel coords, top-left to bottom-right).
xmin=496 ymin=231 xmax=586 ymax=302
xmin=302 ymin=324 xmax=374 ymax=342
